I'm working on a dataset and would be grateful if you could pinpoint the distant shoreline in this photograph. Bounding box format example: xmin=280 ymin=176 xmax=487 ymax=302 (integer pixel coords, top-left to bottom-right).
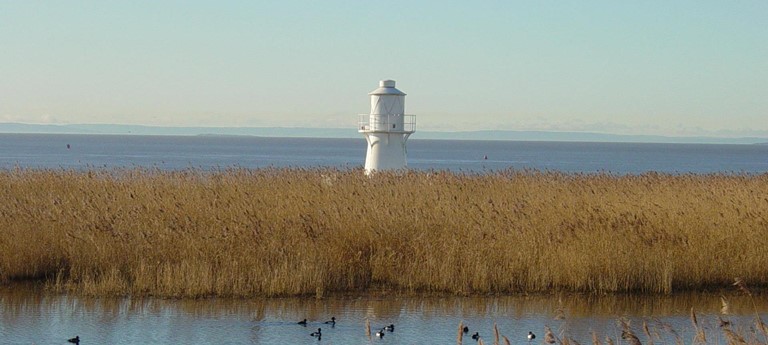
xmin=1 ymin=131 xmax=766 ymax=147
xmin=1 ymin=123 xmax=767 ymax=145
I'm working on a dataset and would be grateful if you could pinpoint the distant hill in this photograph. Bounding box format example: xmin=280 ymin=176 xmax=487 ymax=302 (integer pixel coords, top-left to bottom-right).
xmin=415 ymin=130 xmax=768 ymax=145
xmin=1 ymin=122 xmax=766 ymax=145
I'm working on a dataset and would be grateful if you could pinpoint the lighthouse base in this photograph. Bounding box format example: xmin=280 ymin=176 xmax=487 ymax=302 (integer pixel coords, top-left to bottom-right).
xmin=363 ymin=132 xmax=411 ymax=175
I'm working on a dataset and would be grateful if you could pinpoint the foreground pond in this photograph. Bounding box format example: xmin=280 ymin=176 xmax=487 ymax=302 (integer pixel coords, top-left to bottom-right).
xmin=1 ymin=287 xmax=766 ymax=344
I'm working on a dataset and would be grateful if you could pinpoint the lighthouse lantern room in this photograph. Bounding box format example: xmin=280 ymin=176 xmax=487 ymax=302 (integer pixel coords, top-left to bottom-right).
xmin=358 ymin=80 xmax=415 ymax=174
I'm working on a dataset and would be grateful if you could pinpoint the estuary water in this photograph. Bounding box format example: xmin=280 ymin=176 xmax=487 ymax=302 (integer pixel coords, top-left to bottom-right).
xmin=1 ymin=133 xmax=767 ymax=173
xmin=2 ymin=286 xmax=767 ymax=345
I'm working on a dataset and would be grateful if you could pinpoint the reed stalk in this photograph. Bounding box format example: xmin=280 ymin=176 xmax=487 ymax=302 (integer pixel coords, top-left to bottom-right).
xmin=457 ymin=321 xmax=464 ymax=344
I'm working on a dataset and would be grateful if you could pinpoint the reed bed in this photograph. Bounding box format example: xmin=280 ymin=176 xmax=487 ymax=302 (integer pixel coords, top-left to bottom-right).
xmin=1 ymin=168 xmax=767 ymax=297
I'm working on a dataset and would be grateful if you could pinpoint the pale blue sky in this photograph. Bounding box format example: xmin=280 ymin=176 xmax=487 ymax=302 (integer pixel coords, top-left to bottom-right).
xmin=1 ymin=1 xmax=766 ymax=137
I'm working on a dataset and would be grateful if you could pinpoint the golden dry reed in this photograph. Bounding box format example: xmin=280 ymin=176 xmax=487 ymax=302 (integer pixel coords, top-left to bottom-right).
xmin=457 ymin=321 xmax=464 ymax=344
xmin=1 ymin=168 xmax=768 ymax=297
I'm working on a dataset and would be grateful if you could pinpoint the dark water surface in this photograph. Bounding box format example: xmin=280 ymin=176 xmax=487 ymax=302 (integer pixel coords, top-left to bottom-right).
xmin=1 ymin=287 xmax=767 ymax=345
xmin=1 ymin=133 xmax=767 ymax=173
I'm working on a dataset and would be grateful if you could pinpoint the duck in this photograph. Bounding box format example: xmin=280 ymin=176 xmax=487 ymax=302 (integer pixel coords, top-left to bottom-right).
xmin=375 ymin=329 xmax=386 ymax=337
xmin=463 ymin=325 xmax=469 ymax=333
xmin=324 ymin=317 xmax=336 ymax=325
xmin=528 ymin=331 xmax=536 ymax=342
xmin=472 ymin=332 xmax=480 ymax=340
xmin=298 ymin=319 xmax=308 ymax=326
xmin=310 ymin=328 xmax=322 ymax=337
xmin=385 ymin=324 xmax=395 ymax=332
xmin=67 ymin=336 xmax=80 ymax=345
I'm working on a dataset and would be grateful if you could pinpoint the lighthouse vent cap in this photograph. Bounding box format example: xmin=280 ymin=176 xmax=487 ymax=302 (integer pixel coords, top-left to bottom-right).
xmin=369 ymin=80 xmax=406 ymax=95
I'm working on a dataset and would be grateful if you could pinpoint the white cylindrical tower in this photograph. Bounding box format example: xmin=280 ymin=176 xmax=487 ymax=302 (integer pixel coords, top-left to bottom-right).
xmin=358 ymin=80 xmax=415 ymax=174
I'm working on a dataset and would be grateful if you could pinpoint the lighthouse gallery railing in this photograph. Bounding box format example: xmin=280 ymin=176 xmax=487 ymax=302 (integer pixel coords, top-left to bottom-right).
xmin=358 ymin=114 xmax=416 ymax=133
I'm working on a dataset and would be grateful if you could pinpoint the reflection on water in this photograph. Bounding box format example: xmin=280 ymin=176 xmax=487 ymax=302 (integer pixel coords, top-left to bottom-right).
xmin=1 ymin=285 xmax=767 ymax=344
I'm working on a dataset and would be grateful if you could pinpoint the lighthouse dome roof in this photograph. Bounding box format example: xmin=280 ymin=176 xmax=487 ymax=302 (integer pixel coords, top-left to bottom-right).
xmin=369 ymin=80 xmax=406 ymax=96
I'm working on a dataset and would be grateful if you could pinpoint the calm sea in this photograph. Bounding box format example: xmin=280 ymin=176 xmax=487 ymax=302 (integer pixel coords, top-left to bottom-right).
xmin=0 ymin=133 xmax=767 ymax=174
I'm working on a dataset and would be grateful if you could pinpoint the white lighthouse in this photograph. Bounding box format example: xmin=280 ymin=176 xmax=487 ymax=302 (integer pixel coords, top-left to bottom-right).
xmin=358 ymin=80 xmax=416 ymax=174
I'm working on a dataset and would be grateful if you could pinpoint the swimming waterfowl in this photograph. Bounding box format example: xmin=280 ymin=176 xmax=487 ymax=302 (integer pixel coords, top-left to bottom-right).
xmin=463 ymin=326 xmax=469 ymax=333
xmin=311 ymin=328 xmax=322 ymax=337
xmin=375 ymin=329 xmax=385 ymax=337
xmin=472 ymin=332 xmax=480 ymax=340
xmin=385 ymin=324 xmax=394 ymax=332
xmin=528 ymin=331 xmax=536 ymax=342
xmin=324 ymin=317 xmax=336 ymax=325
xmin=67 ymin=336 xmax=80 ymax=345
xmin=298 ymin=319 xmax=308 ymax=326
